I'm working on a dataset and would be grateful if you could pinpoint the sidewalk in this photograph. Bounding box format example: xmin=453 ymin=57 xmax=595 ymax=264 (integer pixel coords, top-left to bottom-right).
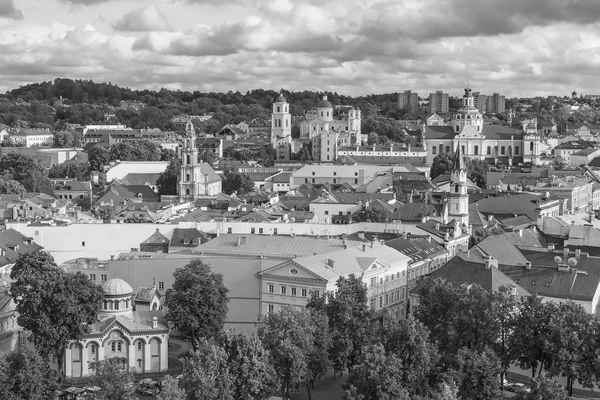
xmin=290 ymin=371 xmax=346 ymax=400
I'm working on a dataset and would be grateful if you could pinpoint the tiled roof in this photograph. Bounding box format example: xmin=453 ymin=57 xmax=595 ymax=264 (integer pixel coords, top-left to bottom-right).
xmin=499 ymin=215 xmax=533 ymax=228
xmin=135 ymin=287 xmax=160 ymax=303
xmin=386 ymin=235 xmax=447 ymax=261
xmin=170 ymin=228 xmax=208 ymax=247
xmin=196 ymin=234 xmax=365 ymax=259
xmin=89 ymin=311 xmax=168 ymax=335
xmin=332 ymin=192 xmax=394 ymax=204
xmin=272 ymin=172 xmax=292 ymax=183
xmin=235 ymin=210 xmax=278 ymax=222
xmin=392 ymin=203 xmax=442 ymax=222
xmin=141 ymin=229 xmax=169 ymax=245
xmin=469 ymin=194 xmax=549 ymax=221
xmin=120 ymin=173 xmax=162 ymax=186
xmin=411 ymin=255 xmax=530 ymax=298
xmin=262 ymin=242 xmax=411 ymax=282
xmin=554 ymin=141 xmax=595 ymax=150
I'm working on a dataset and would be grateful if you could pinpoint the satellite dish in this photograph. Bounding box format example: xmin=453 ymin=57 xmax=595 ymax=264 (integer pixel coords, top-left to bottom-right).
xmin=554 ymin=256 xmax=563 ymax=264
xmin=568 ymin=257 xmax=578 ymax=267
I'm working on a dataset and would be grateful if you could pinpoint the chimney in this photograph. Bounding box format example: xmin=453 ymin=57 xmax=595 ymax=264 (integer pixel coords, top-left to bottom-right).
xmin=152 ymin=316 xmax=158 ymax=329
xmin=370 ymin=239 xmax=375 ymax=248
xmin=110 ymin=255 xmax=114 ymax=260
xmin=563 ymin=247 xmax=569 ymax=258
xmin=435 ymin=223 xmax=440 ymax=230
xmin=362 ymin=244 xmax=367 ymax=252
xmin=575 ymin=249 xmax=581 ymax=259
xmin=216 ymin=228 xmax=220 ymax=237
xmin=525 ymin=261 xmax=532 ymax=270
xmin=343 ymin=240 xmax=348 ymax=249
xmin=571 ymin=221 xmax=575 ymax=226
xmin=518 ymin=229 xmax=523 ymax=237
xmin=548 ymin=243 xmax=555 ymax=251
xmin=484 ymin=256 xmax=498 ymax=270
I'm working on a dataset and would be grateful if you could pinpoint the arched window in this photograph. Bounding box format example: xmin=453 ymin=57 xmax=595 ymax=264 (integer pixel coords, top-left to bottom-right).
xmin=186 ymin=154 xmax=190 ymax=165
xmin=455 ymin=125 xmax=459 ymax=132
xmin=185 ymin=189 xmax=190 ymax=195
xmin=117 ymin=341 xmax=122 ymax=352
xmin=186 ymin=174 xmax=190 ymax=182
xmin=111 ymin=342 xmax=116 ymax=352
xmin=474 ymin=145 xmax=479 ymax=155
xmin=455 ymin=185 xmax=459 ymax=193
xmin=530 ymin=142 xmax=534 ymax=151
xmin=114 ymin=301 xmax=119 ymax=310
xmin=277 ymin=106 xmax=280 ymax=113
xmin=91 ymin=345 xmax=96 ymax=354
xmin=137 ymin=341 xmax=142 ymax=351
xmin=477 ymin=125 xmax=480 ymax=132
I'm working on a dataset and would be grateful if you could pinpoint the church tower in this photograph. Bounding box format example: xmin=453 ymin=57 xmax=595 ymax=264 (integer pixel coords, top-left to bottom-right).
xmin=271 ymin=92 xmax=291 ymax=145
xmin=452 ymin=87 xmax=483 ymax=134
xmin=448 ymin=146 xmax=469 ymax=230
xmin=178 ymin=120 xmax=201 ymax=200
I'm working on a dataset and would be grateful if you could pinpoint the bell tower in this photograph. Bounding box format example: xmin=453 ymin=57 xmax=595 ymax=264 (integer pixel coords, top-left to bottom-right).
xmin=448 ymin=146 xmax=469 ymax=229
xmin=178 ymin=120 xmax=200 ymax=200
xmin=271 ymin=92 xmax=291 ymax=145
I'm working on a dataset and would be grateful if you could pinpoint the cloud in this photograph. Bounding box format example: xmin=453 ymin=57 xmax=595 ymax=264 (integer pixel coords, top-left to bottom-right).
xmin=112 ymin=5 xmax=172 ymax=32
xmin=0 ymin=0 xmax=22 ymax=19
xmin=59 ymin=0 xmax=110 ymax=5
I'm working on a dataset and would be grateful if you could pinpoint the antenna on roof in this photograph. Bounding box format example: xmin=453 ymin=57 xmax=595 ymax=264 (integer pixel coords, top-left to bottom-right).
xmin=153 ymin=277 xmax=156 ymax=288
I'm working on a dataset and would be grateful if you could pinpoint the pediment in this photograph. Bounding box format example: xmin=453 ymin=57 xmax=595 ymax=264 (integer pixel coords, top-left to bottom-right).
xmin=259 ymin=260 xmax=327 ymax=282
xmin=456 ymin=125 xmax=484 ymax=139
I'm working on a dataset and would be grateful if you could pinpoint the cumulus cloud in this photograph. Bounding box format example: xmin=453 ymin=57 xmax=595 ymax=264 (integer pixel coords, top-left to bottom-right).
xmin=0 ymin=0 xmax=22 ymax=19
xmin=112 ymin=5 xmax=172 ymax=32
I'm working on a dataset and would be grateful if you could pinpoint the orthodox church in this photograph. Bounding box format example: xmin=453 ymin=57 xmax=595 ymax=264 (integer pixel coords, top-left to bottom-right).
xmin=423 ymin=87 xmax=542 ymax=171
xmin=270 ymin=94 xmax=363 ymax=162
xmin=61 ymin=278 xmax=169 ymax=378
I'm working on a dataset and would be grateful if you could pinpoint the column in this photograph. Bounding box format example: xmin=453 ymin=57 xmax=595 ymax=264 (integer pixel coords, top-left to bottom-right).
xmin=97 ymin=343 xmax=105 ymax=361
xmin=128 ymin=343 xmax=136 ymax=369
xmin=160 ymin=339 xmax=168 ymax=371
xmin=64 ymin=347 xmax=72 ymax=377
xmin=144 ymin=342 xmax=151 ymax=372
xmin=81 ymin=346 xmax=88 ymax=376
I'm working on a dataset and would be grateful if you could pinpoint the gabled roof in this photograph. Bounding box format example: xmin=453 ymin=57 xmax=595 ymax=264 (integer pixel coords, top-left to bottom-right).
xmin=135 ymin=287 xmax=161 ymax=303
xmin=411 ymin=255 xmax=530 ymax=298
xmin=235 ymin=209 xmax=278 ymax=223
xmin=392 ymin=203 xmax=442 ymax=222
xmin=89 ymin=311 xmax=168 ymax=335
xmin=386 ymin=235 xmax=447 ymax=262
xmin=261 ymin=242 xmax=410 ymax=282
xmin=141 ymin=229 xmax=169 ymax=245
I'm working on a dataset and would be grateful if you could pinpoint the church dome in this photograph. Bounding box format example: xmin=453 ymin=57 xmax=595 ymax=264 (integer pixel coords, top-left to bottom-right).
xmin=101 ymin=278 xmax=133 ymax=296
xmin=317 ymin=95 xmax=333 ymax=109
xmin=275 ymin=94 xmax=287 ymax=103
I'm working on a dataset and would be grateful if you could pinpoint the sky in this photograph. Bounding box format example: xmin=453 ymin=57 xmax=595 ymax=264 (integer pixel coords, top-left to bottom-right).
xmin=1 ymin=0 xmax=600 ymax=97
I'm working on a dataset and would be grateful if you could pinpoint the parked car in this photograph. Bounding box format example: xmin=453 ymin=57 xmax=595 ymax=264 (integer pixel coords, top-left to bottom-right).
xmin=137 ymin=378 xmax=161 ymax=396
xmin=505 ymin=382 xmax=531 ymax=393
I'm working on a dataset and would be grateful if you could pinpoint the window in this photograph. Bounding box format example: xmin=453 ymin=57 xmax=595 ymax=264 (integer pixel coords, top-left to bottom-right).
xmin=274 ymin=228 xmax=278 ymax=234
xmin=158 ymin=281 xmax=165 ymax=290
xmin=301 ymin=288 xmax=307 ymax=297
xmin=370 ymin=277 xmax=376 ymax=287
xmin=474 ymin=145 xmax=479 ymax=155
xmin=281 ymin=286 xmax=287 ymax=295
xmin=137 ymin=342 xmax=142 ymax=350
xmin=370 ymin=298 xmax=376 ymax=309
xmin=268 ymin=284 xmax=274 ymax=293
xmin=259 ymin=228 xmax=263 ymax=234
xmin=325 ymin=211 xmax=329 ymax=215
xmin=379 ymin=277 xmax=384 ymax=284
xmin=114 ymin=301 xmax=119 ymax=310
xmin=379 ymin=296 xmax=383 ymax=308
xmin=432 ymin=146 xmax=437 ymax=155
xmin=461 ymin=145 xmax=465 ymax=154
xmin=313 ymin=290 xmax=320 ymax=297
xmin=385 ymin=294 xmax=389 ymax=306
xmin=291 ymin=287 xmax=297 ymax=296
xmin=227 ymin=227 xmax=232 ymax=234
xmin=402 ymin=287 xmax=406 ymax=299
xmin=446 ymin=146 xmax=450 ymax=152
xmin=251 ymin=228 xmax=255 ymax=234
xmin=81 ymin=241 xmax=85 ymax=247
xmin=487 ymin=146 xmax=491 ymax=155
xmin=530 ymin=142 xmax=534 ymax=151
xmin=355 ymin=179 xmax=358 ymax=184
xmin=91 ymin=345 xmax=96 ymax=354
xmin=455 ymin=185 xmax=459 ymax=193
xmin=101 ymin=275 xmax=107 ymax=282
xmin=501 ymin=146 xmax=506 ymax=155
xmin=333 ymin=172 xmax=337 ymax=176
xmin=268 ymin=304 xmax=274 ymax=313
xmin=89 ymin=274 xmax=96 ymax=281
xmin=515 ymin=146 xmax=520 ymax=155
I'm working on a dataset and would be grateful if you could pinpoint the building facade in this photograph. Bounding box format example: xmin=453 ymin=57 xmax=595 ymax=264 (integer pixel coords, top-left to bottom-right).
xmin=487 ymin=93 xmax=506 ymax=114
xmin=398 ymin=90 xmax=419 ymax=112
xmin=429 ymin=91 xmax=449 ymax=114
xmin=62 ymin=278 xmax=168 ymax=378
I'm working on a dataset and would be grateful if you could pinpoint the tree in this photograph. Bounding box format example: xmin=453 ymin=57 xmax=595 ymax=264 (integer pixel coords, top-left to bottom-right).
xmin=221 ymin=168 xmax=254 ymax=195
xmin=307 ymin=274 xmax=372 ymax=375
xmin=469 ymin=225 xmax=505 ymax=247
xmin=0 ymin=178 xmax=25 ymax=195
xmin=430 ymin=153 xmax=454 ymax=180
xmin=219 ymin=329 xmax=277 ymax=400
xmin=87 ymin=358 xmax=137 ymax=400
xmin=353 ymin=206 xmax=391 ymax=223
xmin=22 ymin=170 xmax=54 ymax=195
xmin=515 ymin=374 xmax=569 ymax=400
xmin=343 ymin=344 xmax=410 ymax=400
xmin=87 ymin=146 xmax=110 ymax=171
xmin=453 ymin=347 xmax=502 ymax=400
xmin=156 ymin=157 xmax=182 ymax=196
xmin=180 ymin=340 xmax=234 ymax=400
xmin=109 ymin=140 xmax=161 ymax=162
xmin=306 ymin=311 xmax=331 ymax=391
xmin=377 ymin=315 xmax=439 ymax=396
xmin=157 ymin=375 xmax=186 ymax=400
xmin=257 ymin=307 xmax=316 ymax=400
xmin=165 ymin=259 xmax=229 ymax=350
xmin=466 ymin=157 xmax=489 ymax=188
xmin=0 ymin=345 xmax=59 ymax=400
xmin=10 ymin=251 xmax=104 ymax=370
xmin=48 ymin=162 xmax=89 ymax=180
xmin=199 ymin=150 xmax=217 ymax=165
xmin=492 ymin=287 xmax=520 ymax=391
xmin=160 ymin=148 xmax=177 ymax=161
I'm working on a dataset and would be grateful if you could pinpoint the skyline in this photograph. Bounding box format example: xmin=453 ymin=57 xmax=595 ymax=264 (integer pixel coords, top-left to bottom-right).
xmin=0 ymin=0 xmax=600 ymax=97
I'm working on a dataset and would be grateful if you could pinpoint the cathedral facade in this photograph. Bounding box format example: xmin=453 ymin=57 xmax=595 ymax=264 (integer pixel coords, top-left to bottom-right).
xmin=423 ymin=87 xmax=542 ymax=171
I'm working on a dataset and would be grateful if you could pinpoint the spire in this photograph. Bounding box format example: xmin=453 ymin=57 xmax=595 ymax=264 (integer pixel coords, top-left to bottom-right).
xmin=453 ymin=146 xmax=466 ymax=171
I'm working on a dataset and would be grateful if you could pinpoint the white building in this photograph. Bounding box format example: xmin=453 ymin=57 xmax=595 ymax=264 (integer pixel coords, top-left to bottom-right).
xmin=61 ymin=278 xmax=169 ymax=377
xmin=106 ymin=161 xmax=170 ymax=182
xmin=10 ymin=128 xmax=53 ymax=147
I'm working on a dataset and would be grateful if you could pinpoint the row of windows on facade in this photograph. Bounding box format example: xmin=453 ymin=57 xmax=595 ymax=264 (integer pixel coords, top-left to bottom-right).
xmin=432 ymin=144 xmax=525 ymax=156
xmin=0 ymin=317 xmax=16 ymax=332
xmin=306 ymin=178 xmax=359 ymax=184
xmin=57 ymin=194 xmax=86 ymax=200
xmin=370 ymin=287 xmax=406 ymax=310
xmin=249 ymin=227 xmax=278 ymax=235
xmin=267 ymin=284 xmax=318 ymax=298
xmin=273 ymin=119 xmax=289 ymax=128
xmin=73 ymin=340 xmax=150 ymax=356
xmin=89 ymin=274 xmax=164 ymax=290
